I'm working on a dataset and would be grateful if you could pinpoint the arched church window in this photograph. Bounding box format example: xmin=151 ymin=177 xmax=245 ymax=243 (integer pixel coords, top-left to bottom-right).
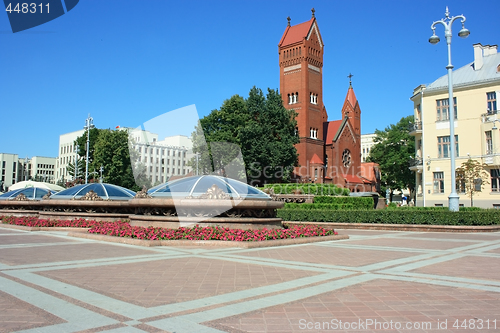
xmin=288 ymin=94 xmax=292 ymax=104
xmin=342 ymin=149 xmax=351 ymax=168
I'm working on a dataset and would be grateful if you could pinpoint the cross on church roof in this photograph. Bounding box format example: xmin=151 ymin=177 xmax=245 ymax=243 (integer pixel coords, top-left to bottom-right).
xmin=348 ymin=73 xmax=353 ymax=86
xmin=311 ymin=8 xmax=315 ymax=18
xmin=287 ymin=16 xmax=291 ymax=26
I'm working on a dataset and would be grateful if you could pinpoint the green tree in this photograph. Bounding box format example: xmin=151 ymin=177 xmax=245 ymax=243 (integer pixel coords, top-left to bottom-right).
xmin=456 ymin=158 xmax=489 ymax=207
xmin=368 ymin=115 xmax=415 ymax=200
xmin=241 ymin=87 xmax=299 ymax=184
xmin=192 ymin=94 xmax=248 ymax=176
xmin=92 ymin=129 xmax=138 ymax=190
xmin=190 ymin=86 xmax=299 ymax=185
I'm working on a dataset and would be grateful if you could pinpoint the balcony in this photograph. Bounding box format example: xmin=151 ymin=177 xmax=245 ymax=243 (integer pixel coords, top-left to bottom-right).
xmin=408 ymin=121 xmax=422 ymax=136
xmin=409 ymin=157 xmax=423 ymax=172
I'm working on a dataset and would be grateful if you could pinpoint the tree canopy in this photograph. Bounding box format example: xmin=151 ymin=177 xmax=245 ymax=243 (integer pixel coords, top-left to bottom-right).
xmin=73 ymin=128 xmax=140 ymax=191
xmin=368 ymin=115 xmax=416 ymax=199
xmin=191 ymin=86 xmax=299 ymax=185
xmin=456 ymin=158 xmax=489 ymax=207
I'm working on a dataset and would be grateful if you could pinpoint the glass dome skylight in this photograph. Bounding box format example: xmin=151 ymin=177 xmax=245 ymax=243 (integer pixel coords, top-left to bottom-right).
xmin=147 ymin=175 xmax=271 ymax=200
xmin=0 ymin=187 xmax=51 ymax=200
xmin=50 ymin=183 xmax=136 ymax=201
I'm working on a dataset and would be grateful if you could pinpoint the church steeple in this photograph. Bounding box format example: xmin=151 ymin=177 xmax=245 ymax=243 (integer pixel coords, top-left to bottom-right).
xmin=341 ymin=78 xmax=361 ymax=139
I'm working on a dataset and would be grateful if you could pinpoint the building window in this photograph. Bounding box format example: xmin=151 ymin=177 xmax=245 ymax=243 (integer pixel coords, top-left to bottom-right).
xmin=310 ymin=93 xmax=318 ymax=104
xmin=433 ymin=172 xmax=444 ymax=193
xmin=487 ymin=92 xmax=497 ymax=113
xmin=342 ymin=149 xmax=351 ymax=168
xmin=309 ymin=128 xmax=318 ymax=139
xmin=491 ymin=169 xmax=500 ymax=192
xmin=456 ymin=171 xmax=465 ymax=193
xmin=437 ymin=135 xmax=459 ymax=158
xmin=436 ymin=97 xmax=457 ymax=121
xmin=486 ymin=131 xmax=493 ymax=154
xmin=289 ymin=92 xmax=298 ymax=104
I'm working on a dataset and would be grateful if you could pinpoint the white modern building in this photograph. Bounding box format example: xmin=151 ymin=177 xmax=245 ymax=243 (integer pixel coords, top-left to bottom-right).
xmin=361 ymin=133 xmax=377 ymax=162
xmin=0 ymin=153 xmax=57 ymax=191
xmin=31 ymin=156 xmax=57 ymax=183
xmin=56 ymin=127 xmax=194 ymax=187
xmin=0 ymin=153 xmax=19 ymax=191
xmin=55 ymin=129 xmax=85 ymax=183
xmin=132 ymin=134 xmax=193 ymax=186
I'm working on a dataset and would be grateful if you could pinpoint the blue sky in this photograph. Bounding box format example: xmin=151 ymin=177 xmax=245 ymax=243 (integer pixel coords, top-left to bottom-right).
xmin=1 ymin=0 xmax=499 ymax=158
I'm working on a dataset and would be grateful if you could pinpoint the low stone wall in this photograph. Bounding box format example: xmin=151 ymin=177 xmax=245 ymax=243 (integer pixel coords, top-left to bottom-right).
xmin=0 ymin=197 xmax=285 ymax=229
xmin=272 ymin=194 xmax=314 ymax=203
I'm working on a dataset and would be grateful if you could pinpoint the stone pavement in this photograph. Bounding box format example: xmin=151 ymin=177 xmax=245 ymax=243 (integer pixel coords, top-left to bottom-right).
xmin=1 ymin=227 xmax=500 ymax=332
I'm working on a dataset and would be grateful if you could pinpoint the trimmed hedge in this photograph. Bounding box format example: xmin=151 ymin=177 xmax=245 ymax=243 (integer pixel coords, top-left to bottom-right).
xmin=387 ymin=206 xmax=483 ymax=212
xmin=277 ymin=209 xmax=500 ymax=226
xmin=314 ymin=196 xmax=374 ymax=209
xmin=263 ymin=183 xmax=350 ymax=196
xmin=284 ymin=196 xmax=373 ymax=211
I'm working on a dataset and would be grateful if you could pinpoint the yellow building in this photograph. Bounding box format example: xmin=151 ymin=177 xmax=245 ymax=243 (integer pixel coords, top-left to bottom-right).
xmin=410 ymin=43 xmax=500 ymax=208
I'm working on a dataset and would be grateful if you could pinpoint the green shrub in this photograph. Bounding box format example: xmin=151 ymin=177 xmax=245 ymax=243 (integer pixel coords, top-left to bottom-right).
xmin=263 ymin=183 xmax=350 ymax=196
xmin=313 ymin=196 xmax=373 ymax=209
xmin=284 ymin=203 xmax=357 ymax=210
xmin=277 ymin=209 xmax=500 ymax=226
xmin=386 ymin=205 xmax=484 ymax=212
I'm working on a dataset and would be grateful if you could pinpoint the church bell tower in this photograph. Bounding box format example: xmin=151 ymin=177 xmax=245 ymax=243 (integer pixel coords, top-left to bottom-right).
xmin=278 ymin=9 xmax=327 ymax=181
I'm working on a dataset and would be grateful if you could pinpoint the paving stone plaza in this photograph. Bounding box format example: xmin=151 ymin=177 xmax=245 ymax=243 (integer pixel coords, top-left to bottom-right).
xmin=1 ymin=226 xmax=500 ymax=332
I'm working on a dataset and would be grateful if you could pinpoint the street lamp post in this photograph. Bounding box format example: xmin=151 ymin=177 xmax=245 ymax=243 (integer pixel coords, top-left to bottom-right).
xmin=74 ymin=144 xmax=79 ymax=181
xmin=84 ymin=114 xmax=95 ymax=184
xmin=429 ymin=7 xmax=470 ymax=212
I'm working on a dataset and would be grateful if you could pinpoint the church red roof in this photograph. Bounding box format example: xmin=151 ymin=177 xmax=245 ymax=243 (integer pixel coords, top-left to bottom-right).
xmin=343 ymin=174 xmax=370 ymax=184
xmin=345 ymin=86 xmax=357 ymax=107
xmin=309 ymin=153 xmax=323 ymax=165
xmin=323 ymin=119 xmax=344 ymax=143
xmin=279 ymin=18 xmax=314 ymax=47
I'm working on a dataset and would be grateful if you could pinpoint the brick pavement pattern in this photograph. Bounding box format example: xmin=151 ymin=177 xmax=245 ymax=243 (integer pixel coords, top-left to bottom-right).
xmin=1 ymin=226 xmax=499 ymax=332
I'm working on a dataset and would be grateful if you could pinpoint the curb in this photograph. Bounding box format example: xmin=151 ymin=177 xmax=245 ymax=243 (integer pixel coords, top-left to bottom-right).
xmin=67 ymin=232 xmax=349 ymax=248
xmin=0 ymin=224 xmax=90 ymax=232
xmin=286 ymin=221 xmax=500 ymax=233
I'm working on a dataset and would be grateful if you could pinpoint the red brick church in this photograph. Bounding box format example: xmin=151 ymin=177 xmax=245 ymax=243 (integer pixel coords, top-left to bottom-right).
xmin=278 ymin=9 xmax=379 ymax=192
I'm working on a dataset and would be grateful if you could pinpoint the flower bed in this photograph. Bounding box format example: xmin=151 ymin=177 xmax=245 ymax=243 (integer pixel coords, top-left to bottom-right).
xmin=0 ymin=216 xmax=337 ymax=242
xmin=88 ymin=221 xmax=337 ymax=241
xmin=0 ymin=215 xmax=105 ymax=228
